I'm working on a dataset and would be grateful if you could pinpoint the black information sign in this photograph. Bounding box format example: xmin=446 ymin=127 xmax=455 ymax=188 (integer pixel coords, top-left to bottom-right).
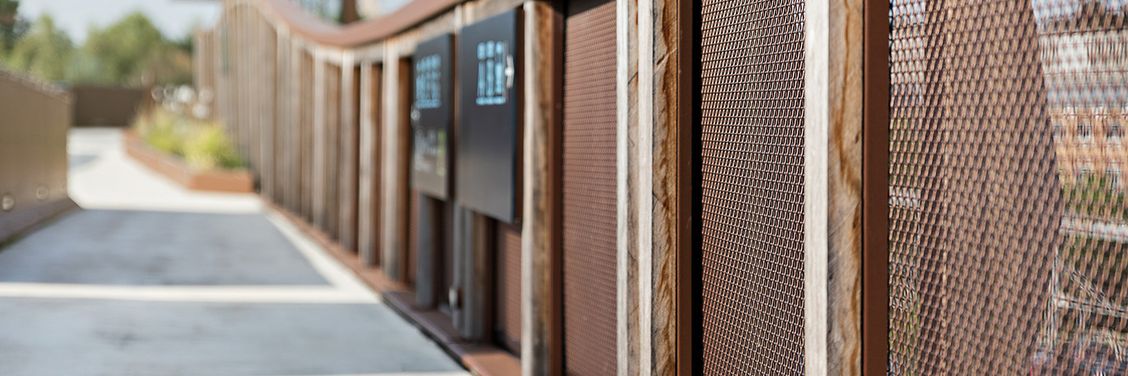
xmin=456 ymin=9 xmax=522 ymax=223
xmin=411 ymin=34 xmax=454 ymax=200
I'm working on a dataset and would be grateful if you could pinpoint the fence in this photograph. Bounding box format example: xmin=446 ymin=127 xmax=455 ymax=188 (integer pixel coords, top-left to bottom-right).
xmin=203 ymin=0 xmax=1128 ymax=374
xmin=70 ymin=85 xmax=147 ymax=127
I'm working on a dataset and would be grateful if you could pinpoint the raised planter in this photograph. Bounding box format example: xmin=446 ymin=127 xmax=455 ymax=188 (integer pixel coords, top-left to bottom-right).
xmin=123 ymin=131 xmax=254 ymax=193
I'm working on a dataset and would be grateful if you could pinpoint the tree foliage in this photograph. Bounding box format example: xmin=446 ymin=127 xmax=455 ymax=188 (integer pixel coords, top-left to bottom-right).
xmin=2 ymin=9 xmax=193 ymax=87
xmin=0 ymin=0 xmax=28 ymax=56
xmin=5 ymin=14 xmax=72 ymax=81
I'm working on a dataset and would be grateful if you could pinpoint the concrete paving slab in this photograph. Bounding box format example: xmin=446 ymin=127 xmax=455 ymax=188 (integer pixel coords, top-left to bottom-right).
xmin=0 ymin=128 xmax=467 ymax=375
xmin=0 ymin=298 xmax=464 ymax=376
xmin=0 ymin=209 xmax=328 ymax=285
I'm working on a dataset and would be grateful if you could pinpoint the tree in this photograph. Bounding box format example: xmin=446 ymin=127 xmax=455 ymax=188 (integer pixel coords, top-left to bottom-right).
xmin=79 ymin=12 xmax=168 ymax=86
xmin=4 ymin=15 xmax=72 ymax=82
xmin=1 ymin=10 xmax=194 ymax=87
xmin=0 ymin=0 xmax=28 ymax=56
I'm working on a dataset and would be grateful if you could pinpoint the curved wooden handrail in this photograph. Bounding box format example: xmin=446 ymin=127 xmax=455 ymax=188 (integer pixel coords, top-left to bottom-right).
xmin=257 ymin=0 xmax=462 ymax=48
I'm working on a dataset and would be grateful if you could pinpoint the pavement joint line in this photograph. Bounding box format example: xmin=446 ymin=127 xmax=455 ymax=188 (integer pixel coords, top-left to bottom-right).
xmin=0 ymin=283 xmax=379 ymax=304
xmin=265 ymin=210 xmax=380 ymax=300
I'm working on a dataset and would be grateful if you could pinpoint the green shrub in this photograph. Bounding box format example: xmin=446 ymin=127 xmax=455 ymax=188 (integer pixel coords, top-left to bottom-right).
xmin=132 ymin=107 xmax=244 ymax=170
xmin=135 ymin=107 xmax=181 ymax=155
xmin=183 ymin=123 xmax=244 ymax=170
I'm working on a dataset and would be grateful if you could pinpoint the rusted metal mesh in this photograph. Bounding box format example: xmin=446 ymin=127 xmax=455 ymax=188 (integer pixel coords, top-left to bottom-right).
xmin=561 ymin=0 xmax=618 ymax=374
xmin=495 ymin=222 xmax=523 ymax=355
xmin=697 ymin=0 xmax=807 ymax=374
xmin=888 ymin=0 xmax=1127 ymax=374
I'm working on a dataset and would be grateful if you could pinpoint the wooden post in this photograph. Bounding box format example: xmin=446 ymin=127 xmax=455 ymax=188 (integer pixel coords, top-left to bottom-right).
xmin=339 ymin=54 xmax=359 ymax=251
xmin=381 ymin=51 xmax=411 ymax=281
xmin=359 ymin=61 xmax=384 ymax=266
xmin=630 ymin=0 xmax=690 ymax=374
xmin=260 ymin=16 xmax=276 ymax=205
xmin=340 ymin=0 xmax=359 ymax=23
xmin=312 ymin=54 xmax=327 ymax=231
xmin=521 ymin=1 xmax=562 ymax=375
xmin=615 ymin=0 xmax=641 ymax=373
xmin=453 ymin=208 xmax=496 ymax=340
xmin=415 ymin=194 xmax=445 ymax=307
xmin=803 ymin=0 xmax=863 ymax=374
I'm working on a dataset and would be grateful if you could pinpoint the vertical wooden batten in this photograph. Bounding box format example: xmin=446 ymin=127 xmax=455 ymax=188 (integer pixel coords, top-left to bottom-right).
xmin=312 ymin=53 xmax=328 ymax=231
xmin=803 ymin=0 xmax=863 ymax=374
xmin=339 ymin=53 xmax=360 ymax=252
xmin=358 ymin=58 xmax=385 ymax=266
xmin=633 ymin=0 xmax=689 ymax=373
xmin=380 ymin=47 xmax=409 ymax=281
xmin=615 ymin=0 xmax=641 ymax=372
xmin=521 ymin=1 xmax=563 ymax=375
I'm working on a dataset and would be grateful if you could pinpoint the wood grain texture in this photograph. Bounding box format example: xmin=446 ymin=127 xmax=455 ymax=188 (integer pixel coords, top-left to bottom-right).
xmin=616 ymin=0 xmax=641 ymax=374
xmin=379 ymin=49 xmax=407 ymax=280
xmin=520 ymin=2 xmax=561 ymax=375
xmin=636 ymin=0 xmax=684 ymax=374
xmin=804 ymin=0 xmax=863 ymax=374
xmin=359 ymin=63 xmax=383 ymax=266
xmin=338 ymin=55 xmax=359 ymax=252
xmin=312 ymin=55 xmax=327 ymax=231
xmin=826 ymin=0 xmax=862 ymax=373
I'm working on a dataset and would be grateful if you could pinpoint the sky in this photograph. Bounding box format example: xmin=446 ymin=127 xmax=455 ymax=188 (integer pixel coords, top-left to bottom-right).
xmin=19 ymin=0 xmax=221 ymax=42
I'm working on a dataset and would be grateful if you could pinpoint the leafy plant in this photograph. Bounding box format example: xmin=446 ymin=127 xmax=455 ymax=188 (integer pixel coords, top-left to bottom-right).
xmin=132 ymin=106 xmax=244 ymax=170
xmin=183 ymin=124 xmax=244 ymax=170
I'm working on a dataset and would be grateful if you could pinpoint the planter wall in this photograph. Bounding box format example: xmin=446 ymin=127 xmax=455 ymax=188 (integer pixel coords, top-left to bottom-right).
xmin=123 ymin=131 xmax=254 ymax=193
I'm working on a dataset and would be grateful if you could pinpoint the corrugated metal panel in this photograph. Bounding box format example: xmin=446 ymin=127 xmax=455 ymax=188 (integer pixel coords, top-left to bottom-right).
xmin=495 ymin=221 xmax=523 ymax=354
xmin=561 ymin=0 xmax=618 ymax=374
xmin=887 ymin=1 xmax=1127 ymax=374
xmin=696 ymin=0 xmax=807 ymax=374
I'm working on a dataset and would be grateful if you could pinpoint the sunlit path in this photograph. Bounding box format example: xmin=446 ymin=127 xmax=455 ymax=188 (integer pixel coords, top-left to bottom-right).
xmin=0 ymin=128 xmax=467 ymax=376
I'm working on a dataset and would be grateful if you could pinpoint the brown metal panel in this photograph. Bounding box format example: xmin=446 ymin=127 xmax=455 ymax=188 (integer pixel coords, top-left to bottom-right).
xmin=862 ymin=0 xmax=890 ymax=374
xmin=560 ymin=0 xmax=617 ymax=374
xmin=695 ymin=0 xmax=807 ymax=374
xmin=495 ymin=221 xmax=523 ymax=355
xmin=887 ymin=1 xmax=1128 ymax=374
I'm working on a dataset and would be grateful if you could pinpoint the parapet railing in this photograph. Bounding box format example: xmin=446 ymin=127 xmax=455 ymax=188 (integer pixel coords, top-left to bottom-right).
xmin=0 ymin=70 xmax=76 ymax=242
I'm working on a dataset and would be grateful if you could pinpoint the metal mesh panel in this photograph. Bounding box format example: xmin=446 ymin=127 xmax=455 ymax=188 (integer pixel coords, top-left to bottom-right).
xmin=495 ymin=222 xmax=522 ymax=355
xmin=561 ymin=0 xmax=617 ymax=374
xmin=887 ymin=1 xmax=1128 ymax=374
xmin=697 ymin=0 xmax=806 ymax=374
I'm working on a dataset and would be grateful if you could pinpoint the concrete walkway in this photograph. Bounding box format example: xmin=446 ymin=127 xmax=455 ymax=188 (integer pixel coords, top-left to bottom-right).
xmin=0 ymin=128 xmax=467 ymax=376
